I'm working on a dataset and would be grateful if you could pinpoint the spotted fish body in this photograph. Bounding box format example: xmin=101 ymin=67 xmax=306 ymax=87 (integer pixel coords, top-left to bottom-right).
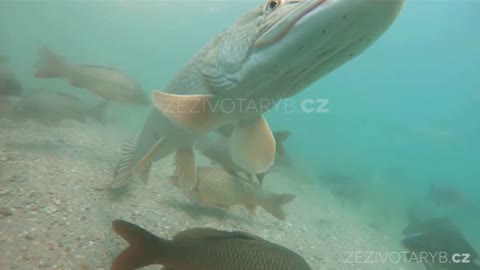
xmin=194 ymin=167 xmax=260 ymax=206
xmin=170 ymin=166 xmax=296 ymax=220
xmin=112 ymin=220 xmax=313 ymax=270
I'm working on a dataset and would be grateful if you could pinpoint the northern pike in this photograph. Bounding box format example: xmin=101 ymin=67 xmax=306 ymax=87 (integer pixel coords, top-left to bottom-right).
xmin=169 ymin=166 xmax=296 ymax=220
xmin=34 ymin=48 xmax=149 ymax=105
xmin=111 ymin=219 xmax=312 ymax=270
xmin=112 ymin=0 xmax=405 ymax=189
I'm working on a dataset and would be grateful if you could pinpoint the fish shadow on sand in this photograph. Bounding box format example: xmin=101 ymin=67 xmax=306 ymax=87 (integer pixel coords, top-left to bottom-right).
xmin=164 ymin=199 xmax=253 ymax=224
xmin=104 ymin=184 xmax=136 ymax=202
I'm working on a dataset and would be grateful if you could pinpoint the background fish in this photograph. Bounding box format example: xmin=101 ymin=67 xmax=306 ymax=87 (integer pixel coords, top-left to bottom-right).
xmin=0 ymin=56 xmax=23 ymax=97
xmin=11 ymin=89 xmax=108 ymax=125
xmin=427 ymin=183 xmax=466 ymax=209
xmin=402 ymin=225 xmax=480 ymax=270
xmin=169 ymin=166 xmax=296 ymax=221
xmin=402 ymin=207 xmax=458 ymax=236
xmin=34 ymin=47 xmax=148 ymax=105
xmin=111 ymin=219 xmax=312 ymax=270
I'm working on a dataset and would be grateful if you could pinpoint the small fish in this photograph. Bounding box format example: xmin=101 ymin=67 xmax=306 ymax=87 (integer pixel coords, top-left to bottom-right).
xmin=111 ymin=219 xmax=312 ymax=270
xmin=0 ymin=56 xmax=23 ymax=97
xmin=427 ymin=183 xmax=466 ymax=209
xmin=169 ymin=164 xmax=296 ymax=221
xmin=12 ymin=89 xmax=108 ymax=125
xmin=34 ymin=48 xmax=148 ymax=105
xmin=197 ymin=128 xmax=292 ymax=185
xmin=402 ymin=225 xmax=480 ymax=270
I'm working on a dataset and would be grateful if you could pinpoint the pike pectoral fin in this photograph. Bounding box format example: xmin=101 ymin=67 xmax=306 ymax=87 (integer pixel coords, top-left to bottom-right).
xmin=230 ymin=116 xmax=276 ymax=174
xmin=151 ymin=91 xmax=213 ymax=132
xmin=174 ymin=148 xmax=197 ymax=191
xmin=132 ymin=139 xmax=166 ymax=184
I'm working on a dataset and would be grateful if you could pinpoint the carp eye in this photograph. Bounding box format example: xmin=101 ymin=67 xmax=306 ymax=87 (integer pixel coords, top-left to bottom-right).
xmin=265 ymin=0 xmax=280 ymax=13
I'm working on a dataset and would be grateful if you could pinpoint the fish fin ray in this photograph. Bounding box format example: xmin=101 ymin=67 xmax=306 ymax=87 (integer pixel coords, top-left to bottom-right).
xmin=111 ymin=137 xmax=137 ymax=189
xmin=132 ymin=138 xmax=166 ymax=184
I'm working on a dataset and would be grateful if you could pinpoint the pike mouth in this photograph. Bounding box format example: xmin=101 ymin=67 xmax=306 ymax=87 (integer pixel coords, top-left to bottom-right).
xmin=255 ymin=0 xmax=328 ymax=48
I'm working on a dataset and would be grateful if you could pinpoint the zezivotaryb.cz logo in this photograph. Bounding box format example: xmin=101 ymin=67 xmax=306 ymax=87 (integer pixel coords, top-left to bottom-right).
xmin=343 ymin=251 xmax=472 ymax=264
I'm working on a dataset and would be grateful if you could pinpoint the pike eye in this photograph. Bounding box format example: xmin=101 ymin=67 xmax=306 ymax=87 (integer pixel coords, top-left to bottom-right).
xmin=269 ymin=0 xmax=279 ymax=9
xmin=265 ymin=0 xmax=280 ymax=13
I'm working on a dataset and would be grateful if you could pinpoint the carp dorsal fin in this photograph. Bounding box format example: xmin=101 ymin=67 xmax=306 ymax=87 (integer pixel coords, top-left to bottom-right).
xmin=173 ymin=228 xmax=265 ymax=244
